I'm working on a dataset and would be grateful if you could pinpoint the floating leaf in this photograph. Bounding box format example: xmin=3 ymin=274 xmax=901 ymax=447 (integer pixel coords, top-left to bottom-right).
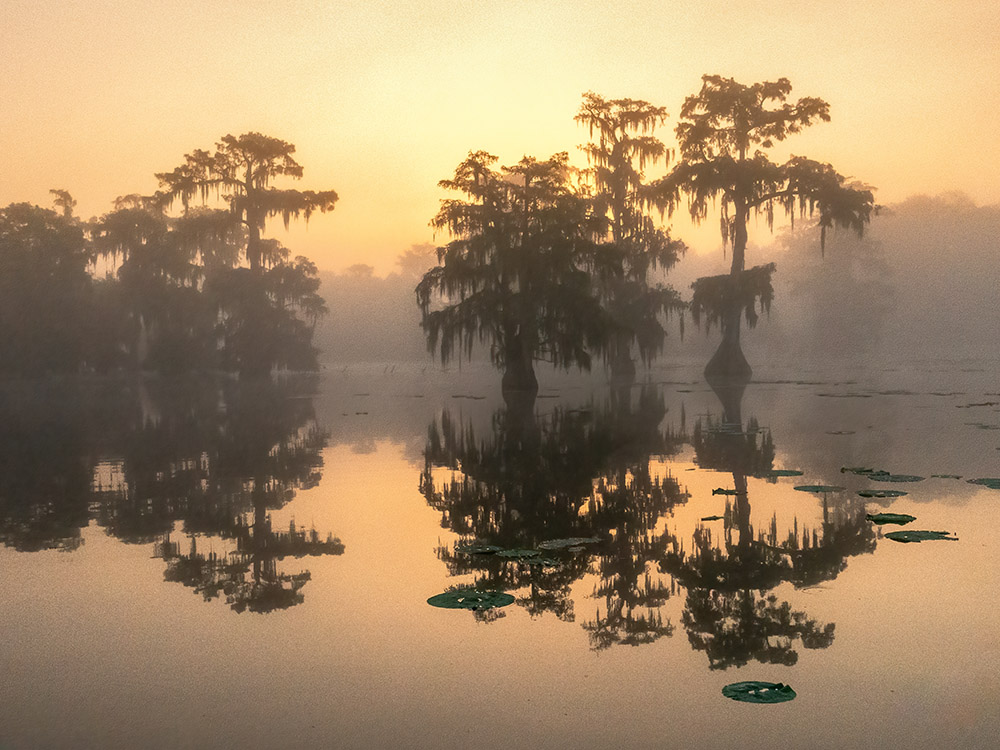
xmin=857 ymin=489 xmax=908 ymax=498
xmin=756 ymin=469 xmax=804 ymax=478
xmin=866 ymin=513 xmax=916 ymax=525
xmin=712 ymin=488 xmax=741 ymax=496
xmin=427 ymin=589 xmax=515 ymax=610
xmin=885 ymin=530 xmax=958 ymax=543
xmin=522 ymin=556 xmax=560 ymax=567
xmin=794 ymin=485 xmax=845 ymax=493
xmin=869 ymin=472 xmax=925 ymax=483
xmin=496 ymin=549 xmax=542 ymax=559
xmin=536 ymin=537 xmax=601 ymax=550
xmin=701 ymin=515 xmax=724 ymax=521
xmin=841 ymin=466 xmax=876 ymax=475
xmin=454 ymin=542 xmax=503 ymax=555
xmin=721 ymin=681 xmax=796 ymax=704
xmin=967 ymin=478 xmax=1000 ymax=490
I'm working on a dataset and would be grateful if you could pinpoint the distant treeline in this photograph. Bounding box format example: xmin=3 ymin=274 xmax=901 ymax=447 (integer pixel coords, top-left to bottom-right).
xmin=0 ymin=133 xmax=335 ymax=378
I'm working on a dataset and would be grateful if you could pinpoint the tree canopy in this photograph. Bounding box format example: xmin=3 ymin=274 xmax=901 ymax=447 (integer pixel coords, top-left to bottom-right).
xmin=416 ymin=150 xmax=612 ymax=394
xmin=575 ymin=93 xmax=686 ymax=377
xmin=649 ymin=75 xmax=876 ymax=377
xmin=155 ymin=132 xmax=338 ymax=272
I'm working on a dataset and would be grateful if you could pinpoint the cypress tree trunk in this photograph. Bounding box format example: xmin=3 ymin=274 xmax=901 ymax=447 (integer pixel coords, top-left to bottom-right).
xmin=501 ymin=334 xmax=538 ymax=396
xmin=705 ymin=199 xmax=751 ymax=382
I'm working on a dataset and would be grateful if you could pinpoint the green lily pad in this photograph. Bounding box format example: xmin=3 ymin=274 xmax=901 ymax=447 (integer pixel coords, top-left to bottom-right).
xmin=536 ymin=537 xmax=601 ymax=550
xmin=884 ymin=530 xmax=958 ymax=543
xmin=427 ymin=589 xmax=515 ymax=610
xmin=701 ymin=515 xmax=724 ymax=521
xmin=712 ymin=488 xmax=741 ymax=496
xmin=721 ymin=681 xmax=796 ymax=704
xmin=841 ymin=466 xmax=876 ymax=475
xmin=866 ymin=512 xmax=916 ymax=525
xmin=756 ymin=469 xmax=804 ymax=478
xmin=496 ymin=548 xmax=542 ymax=559
xmin=967 ymin=478 xmax=1000 ymax=490
xmin=794 ymin=485 xmax=845 ymax=493
xmin=522 ymin=556 xmax=560 ymax=567
xmin=454 ymin=542 xmax=503 ymax=555
xmin=869 ymin=472 xmax=925 ymax=483
xmin=857 ymin=489 xmax=909 ymax=498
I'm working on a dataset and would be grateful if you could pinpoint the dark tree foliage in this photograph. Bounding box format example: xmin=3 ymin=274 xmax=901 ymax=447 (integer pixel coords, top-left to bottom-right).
xmin=575 ymin=93 xmax=687 ymax=379
xmin=0 ymin=202 xmax=93 ymax=375
xmin=154 ymin=132 xmax=338 ymax=273
xmin=78 ymin=133 xmax=332 ymax=375
xmin=649 ymin=75 xmax=876 ymax=378
xmin=416 ymin=151 xmax=613 ymax=395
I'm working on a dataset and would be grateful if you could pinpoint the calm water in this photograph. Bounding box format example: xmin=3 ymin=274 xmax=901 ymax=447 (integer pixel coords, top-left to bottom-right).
xmin=1 ymin=363 xmax=998 ymax=749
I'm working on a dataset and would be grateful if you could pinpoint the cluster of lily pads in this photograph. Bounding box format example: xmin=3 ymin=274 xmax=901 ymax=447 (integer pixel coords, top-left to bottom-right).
xmin=427 ymin=537 xmax=602 ymax=611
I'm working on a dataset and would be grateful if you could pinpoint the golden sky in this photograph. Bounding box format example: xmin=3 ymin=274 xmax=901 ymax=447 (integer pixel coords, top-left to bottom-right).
xmin=2 ymin=0 xmax=998 ymax=273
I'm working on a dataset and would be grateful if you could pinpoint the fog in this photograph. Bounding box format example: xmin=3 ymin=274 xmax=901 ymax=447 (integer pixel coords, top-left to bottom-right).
xmin=315 ymin=193 xmax=999 ymax=380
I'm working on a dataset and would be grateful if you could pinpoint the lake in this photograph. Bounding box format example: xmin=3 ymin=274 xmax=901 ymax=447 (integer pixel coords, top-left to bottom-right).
xmin=1 ymin=360 xmax=998 ymax=749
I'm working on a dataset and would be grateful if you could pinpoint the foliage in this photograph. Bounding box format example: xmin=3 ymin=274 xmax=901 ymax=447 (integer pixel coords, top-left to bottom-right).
xmin=884 ymin=530 xmax=958 ymax=543
xmin=0 ymin=202 xmax=93 ymax=375
xmin=154 ymin=132 xmax=337 ymax=272
xmin=722 ymin=681 xmax=796 ymax=703
xmin=575 ymin=93 xmax=686 ymax=368
xmin=417 ymin=151 xmax=611 ymax=390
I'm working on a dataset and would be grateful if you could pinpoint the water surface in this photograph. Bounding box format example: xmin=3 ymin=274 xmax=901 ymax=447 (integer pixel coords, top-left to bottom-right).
xmin=1 ymin=364 xmax=998 ymax=749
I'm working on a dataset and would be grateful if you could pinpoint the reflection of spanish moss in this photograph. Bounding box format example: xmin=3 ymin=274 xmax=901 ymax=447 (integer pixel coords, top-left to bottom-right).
xmin=0 ymin=377 xmax=345 ymax=614
xmin=682 ymin=588 xmax=834 ymax=670
xmin=423 ymin=387 xmax=688 ymax=643
xmin=157 ymin=519 xmax=344 ymax=614
xmin=660 ymin=356 xmax=876 ymax=669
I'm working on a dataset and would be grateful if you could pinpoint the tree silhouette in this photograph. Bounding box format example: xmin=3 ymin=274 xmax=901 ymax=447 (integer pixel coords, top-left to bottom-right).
xmin=416 ymin=151 xmax=611 ymax=397
xmin=650 ymin=75 xmax=876 ymax=379
xmin=154 ymin=132 xmax=337 ymax=273
xmin=575 ymin=93 xmax=686 ymax=380
xmin=0 ymin=202 xmax=93 ymax=375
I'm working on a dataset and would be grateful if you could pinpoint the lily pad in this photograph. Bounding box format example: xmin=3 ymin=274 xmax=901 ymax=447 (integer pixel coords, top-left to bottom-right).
xmin=454 ymin=542 xmax=503 ymax=555
xmin=841 ymin=466 xmax=876 ymax=475
xmin=884 ymin=530 xmax=958 ymax=543
xmin=712 ymin=488 xmax=741 ymax=496
xmin=496 ymin=549 xmax=542 ymax=560
xmin=521 ymin=556 xmax=560 ymax=567
xmin=794 ymin=485 xmax=845 ymax=493
xmin=427 ymin=589 xmax=515 ymax=610
xmin=701 ymin=515 xmax=724 ymax=521
xmin=721 ymin=681 xmax=796 ymax=704
xmin=536 ymin=537 xmax=601 ymax=550
xmin=756 ymin=469 xmax=804 ymax=478
xmin=857 ymin=489 xmax=908 ymax=498
xmin=967 ymin=478 xmax=1000 ymax=490
xmin=869 ymin=472 xmax=925 ymax=483
xmin=866 ymin=512 xmax=916 ymax=525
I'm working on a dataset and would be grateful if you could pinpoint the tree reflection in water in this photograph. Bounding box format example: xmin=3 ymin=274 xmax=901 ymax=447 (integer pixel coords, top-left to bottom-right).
xmin=661 ymin=359 xmax=875 ymax=668
xmin=422 ymin=356 xmax=877 ymax=667
xmin=0 ymin=376 xmax=344 ymax=613
xmin=421 ymin=386 xmax=689 ymax=644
